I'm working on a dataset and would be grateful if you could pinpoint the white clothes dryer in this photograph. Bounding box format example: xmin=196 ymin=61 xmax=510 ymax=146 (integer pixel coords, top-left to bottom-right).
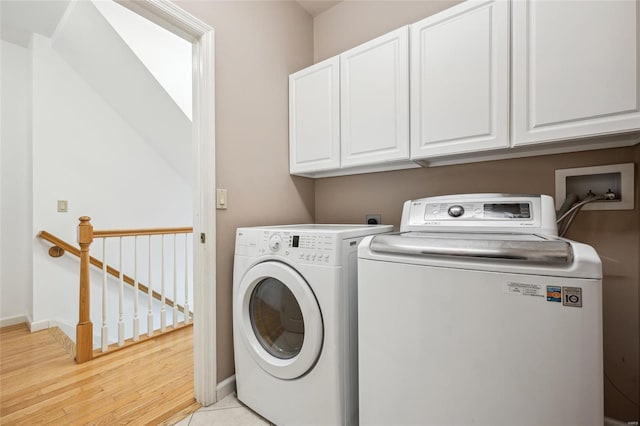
xmin=233 ymin=224 xmax=392 ymax=426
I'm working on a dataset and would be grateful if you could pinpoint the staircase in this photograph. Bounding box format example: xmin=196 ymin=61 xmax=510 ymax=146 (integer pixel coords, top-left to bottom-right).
xmin=39 ymin=218 xmax=194 ymax=363
xmin=16 ymin=0 xmax=195 ymax=353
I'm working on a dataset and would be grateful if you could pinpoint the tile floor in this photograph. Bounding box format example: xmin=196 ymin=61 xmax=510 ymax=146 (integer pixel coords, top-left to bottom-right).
xmin=174 ymin=392 xmax=273 ymax=426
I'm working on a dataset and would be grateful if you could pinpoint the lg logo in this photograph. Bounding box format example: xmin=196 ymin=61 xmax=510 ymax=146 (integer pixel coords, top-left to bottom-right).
xmin=562 ymin=287 xmax=582 ymax=308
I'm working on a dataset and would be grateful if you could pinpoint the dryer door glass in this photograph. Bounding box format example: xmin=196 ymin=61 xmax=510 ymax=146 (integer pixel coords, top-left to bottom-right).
xmin=237 ymin=261 xmax=323 ymax=379
xmin=249 ymin=277 xmax=304 ymax=359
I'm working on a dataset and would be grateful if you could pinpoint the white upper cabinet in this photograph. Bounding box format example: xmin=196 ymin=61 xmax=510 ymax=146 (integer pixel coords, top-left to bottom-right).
xmin=512 ymin=0 xmax=640 ymax=146
xmin=289 ymin=0 xmax=640 ymax=176
xmin=289 ymin=57 xmax=340 ymax=175
xmin=410 ymin=0 xmax=510 ymax=160
xmin=340 ymin=26 xmax=410 ymax=168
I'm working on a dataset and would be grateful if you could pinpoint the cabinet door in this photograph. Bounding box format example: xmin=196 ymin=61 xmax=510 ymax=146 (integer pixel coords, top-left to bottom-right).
xmin=410 ymin=0 xmax=509 ymax=160
xmin=340 ymin=27 xmax=410 ymax=168
xmin=512 ymin=0 xmax=640 ymax=146
xmin=289 ymin=57 xmax=340 ymax=175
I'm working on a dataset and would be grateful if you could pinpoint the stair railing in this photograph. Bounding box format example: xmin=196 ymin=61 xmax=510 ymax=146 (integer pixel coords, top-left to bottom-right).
xmin=39 ymin=217 xmax=193 ymax=363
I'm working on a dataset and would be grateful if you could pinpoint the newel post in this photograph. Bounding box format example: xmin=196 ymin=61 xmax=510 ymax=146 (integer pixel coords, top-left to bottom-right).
xmin=76 ymin=216 xmax=94 ymax=363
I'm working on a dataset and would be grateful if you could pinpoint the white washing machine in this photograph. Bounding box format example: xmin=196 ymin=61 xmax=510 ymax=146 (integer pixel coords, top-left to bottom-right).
xmin=233 ymin=224 xmax=392 ymax=426
xmin=358 ymin=194 xmax=604 ymax=426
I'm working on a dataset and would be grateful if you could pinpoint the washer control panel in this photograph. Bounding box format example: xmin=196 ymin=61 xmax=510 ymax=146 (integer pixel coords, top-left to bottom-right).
xmin=400 ymin=194 xmax=558 ymax=235
xmin=425 ymin=201 xmax=532 ymax=221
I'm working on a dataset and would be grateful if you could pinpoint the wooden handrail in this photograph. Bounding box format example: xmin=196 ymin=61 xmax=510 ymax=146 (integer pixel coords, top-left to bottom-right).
xmin=93 ymin=227 xmax=192 ymax=238
xmin=38 ymin=220 xmax=194 ymax=364
xmin=38 ymin=230 xmax=191 ymax=315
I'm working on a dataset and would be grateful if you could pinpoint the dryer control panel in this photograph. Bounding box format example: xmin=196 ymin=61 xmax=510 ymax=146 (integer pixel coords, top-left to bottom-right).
xmin=236 ymin=225 xmax=392 ymax=266
xmin=236 ymin=229 xmax=338 ymax=266
xmin=282 ymin=231 xmax=335 ymax=264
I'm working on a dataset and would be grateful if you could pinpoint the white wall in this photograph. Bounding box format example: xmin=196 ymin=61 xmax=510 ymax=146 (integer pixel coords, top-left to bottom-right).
xmin=51 ymin=0 xmax=192 ymax=183
xmin=30 ymin=33 xmax=192 ymax=331
xmin=1 ymin=39 xmax=33 ymax=324
xmin=93 ymin=0 xmax=192 ymax=120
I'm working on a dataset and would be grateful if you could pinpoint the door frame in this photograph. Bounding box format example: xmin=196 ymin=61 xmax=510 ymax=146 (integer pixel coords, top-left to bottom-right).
xmin=117 ymin=0 xmax=217 ymax=406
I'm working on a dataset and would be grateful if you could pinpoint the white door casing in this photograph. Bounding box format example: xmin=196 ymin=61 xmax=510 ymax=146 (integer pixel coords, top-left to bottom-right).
xmin=117 ymin=0 xmax=216 ymax=406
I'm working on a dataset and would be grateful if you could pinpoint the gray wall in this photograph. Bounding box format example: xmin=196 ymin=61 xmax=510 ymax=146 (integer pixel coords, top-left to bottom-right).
xmin=177 ymin=1 xmax=315 ymax=382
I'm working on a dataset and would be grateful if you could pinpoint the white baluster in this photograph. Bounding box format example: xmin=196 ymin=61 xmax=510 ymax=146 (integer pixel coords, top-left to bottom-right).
xmin=184 ymin=233 xmax=190 ymax=324
xmin=160 ymin=234 xmax=166 ymax=332
xmin=147 ymin=235 xmax=153 ymax=337
xmin=101 ymin=238 xmax=108 ymax=352
xmin=173 ymin=234 xmax=178 ymax=328
xmin=133 ymin=236 xmax=139 ymax=341
xmin=118 ymin=237 xmax=124 ymax=346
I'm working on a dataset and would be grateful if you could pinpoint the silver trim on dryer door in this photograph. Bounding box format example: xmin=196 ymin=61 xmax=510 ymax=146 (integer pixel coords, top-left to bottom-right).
xmin=369 ymin=234 xmax=574 ymax=265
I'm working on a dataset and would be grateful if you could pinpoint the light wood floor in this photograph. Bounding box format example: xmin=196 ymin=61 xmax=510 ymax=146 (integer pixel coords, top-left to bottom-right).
xmin=0 ymin=323 xmax=200 ymax=425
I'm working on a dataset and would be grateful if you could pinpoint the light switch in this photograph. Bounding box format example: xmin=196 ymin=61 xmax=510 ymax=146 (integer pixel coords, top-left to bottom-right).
xmin=57 ymin=200 xmax=68 ymax=213
xmin=216 ymin=189 xmax=228 ymax=209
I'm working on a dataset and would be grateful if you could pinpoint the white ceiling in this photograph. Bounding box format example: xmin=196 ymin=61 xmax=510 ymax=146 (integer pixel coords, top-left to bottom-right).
xmin=1 ymin=0 xmax=70 ymax=46
xmin=296 ymin=0 xmax=342 ymax=17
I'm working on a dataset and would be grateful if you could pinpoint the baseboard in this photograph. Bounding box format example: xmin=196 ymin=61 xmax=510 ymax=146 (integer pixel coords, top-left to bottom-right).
xmin=28 ymin=318 xmax=50 ymax=332
xmin=0 ymin=315 xmax=27 ymax=328
xmin=48 ymin=325 xmax=76 ymax=357
xmin=216 ymin=374 xmax=236 ymax=401
xmin=50 ymin=320 xmax=76 ymax=342
xmin=605 ymin=417 xmax=633 ymax=426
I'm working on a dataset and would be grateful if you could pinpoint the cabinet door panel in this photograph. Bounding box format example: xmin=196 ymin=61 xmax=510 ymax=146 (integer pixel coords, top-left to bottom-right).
xmin=341 ymin=27 xmax=410 ymax=167
xmin=289 ymin=57 xmax=340 ymax=174
xmin=512 ymin=0 xmax=640 ymax=145
xmin=411 ymin=0 xmax=509 ymax=159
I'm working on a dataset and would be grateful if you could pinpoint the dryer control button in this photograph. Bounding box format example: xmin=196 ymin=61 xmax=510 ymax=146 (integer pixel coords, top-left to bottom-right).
xmin=268 ymin=234 xmax=282 ymax=252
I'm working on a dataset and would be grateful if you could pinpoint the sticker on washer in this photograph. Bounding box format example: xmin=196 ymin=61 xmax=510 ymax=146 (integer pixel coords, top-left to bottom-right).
xmin=562 ymin=287 xmax=582 ymax=308
xmin=504 ymin=282 xmax=544 ymax=297
xmin=546 ymin=286 xmax=562 ymax=302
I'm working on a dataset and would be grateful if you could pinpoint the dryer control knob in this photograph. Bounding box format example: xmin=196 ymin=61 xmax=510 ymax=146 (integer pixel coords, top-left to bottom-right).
xmin=448 ymin=205 xmax=465 ymax=217
xmin=268 ymin=234 xmax=282 ymax=252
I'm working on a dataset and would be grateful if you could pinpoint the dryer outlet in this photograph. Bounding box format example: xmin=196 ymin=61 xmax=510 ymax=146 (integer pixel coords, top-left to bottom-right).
xmin=366 ymin=214 xmax=381 ymax=225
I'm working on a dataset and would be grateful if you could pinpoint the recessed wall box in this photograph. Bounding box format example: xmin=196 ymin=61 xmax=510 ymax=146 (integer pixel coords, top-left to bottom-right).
xmin=366 ymin=214 xmax=381 ymax=225
xmin=555 ymin=163 xmax=634 ymax=211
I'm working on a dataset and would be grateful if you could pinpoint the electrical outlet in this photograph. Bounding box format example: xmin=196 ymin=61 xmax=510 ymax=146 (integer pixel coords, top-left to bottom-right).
xmin=366 ymin=214 xmax=381 ymax=225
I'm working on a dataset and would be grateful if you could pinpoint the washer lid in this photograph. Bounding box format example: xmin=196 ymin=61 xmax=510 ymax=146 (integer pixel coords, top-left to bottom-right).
xmin=358 ymin=233 xmax=602 ymax=279
xmin=236 ymin=261 xmax=323 ymax=380
xmin=370 ymin=232 xmax=573 ymax=265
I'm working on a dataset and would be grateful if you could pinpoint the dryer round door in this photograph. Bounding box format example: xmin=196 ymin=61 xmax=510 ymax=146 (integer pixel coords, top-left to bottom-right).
xmin=236 ymin=261 xmax=323 ymax=379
